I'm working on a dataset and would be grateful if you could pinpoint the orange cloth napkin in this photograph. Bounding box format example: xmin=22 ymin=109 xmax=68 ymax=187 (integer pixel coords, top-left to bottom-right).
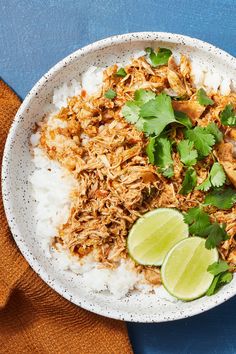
xmin=0 ymin=80 xmax=133 ymax=354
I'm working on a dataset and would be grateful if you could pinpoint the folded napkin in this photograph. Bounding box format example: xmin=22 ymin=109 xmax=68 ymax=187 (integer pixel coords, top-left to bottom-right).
xmin=0 ymin=80 xmax=132 ymax=354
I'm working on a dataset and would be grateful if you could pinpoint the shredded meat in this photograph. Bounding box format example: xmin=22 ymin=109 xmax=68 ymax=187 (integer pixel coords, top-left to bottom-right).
xmin=172 ymin=98 xmax=206 ymax=122
xmin=37 ymin=53 xmax=236 ymax=284
xmin=215 ymin=142 xmax=236 ymax=187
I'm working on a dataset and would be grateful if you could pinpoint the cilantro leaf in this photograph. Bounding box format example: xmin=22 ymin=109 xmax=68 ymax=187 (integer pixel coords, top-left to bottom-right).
xmin=121 ymin=101 xmax=140 ymax=124
xmin=185 ymin=126 xmax=215 ymax=158
xmin=116 ymin=68 xmax=127 ymax=77
xmin=206 ymin=272 xmax=233 ymax=296
xmin=155 ymin=137 xmax=174 ymax=177
xmin=122 ymin=89 xmax=156 ymax=129
xmin=207 ymin=260 xmax=229 ymax=276
xmin=174 ymin=111 xmax=193 ymax=129
xmin=205 ymin=122 xmax=223 ymax=143
xmin=204 ymin=187 xmax=236 ymax=210
xmin=140 ymin=93 xmax=176 ymax=137
xmin=105 ymin=89 xmax=116 ymax=99
xmin=185 ymin=209 xmax=229 ymax=249
xmin=206 ymin=275 xmax=221 ymax=296
xmin=146 ymin=137 xmax=155 ymax=164
xmin=196 ymin=88 xmax=214 ymax=106
xmin=180 ymin=168 xmax=197 ymax=195
xmin=210 ymin=162 xmax=226 ymax=187
xmin=146 ymin=136 xmax=174 ymax=178
xmin=203 ymin=222 xmax=229 ymax=249
xmin=197 ymin=163 xmax=226 ymax=191
xmin=184 ymin=207 xmax=211 ymax=236
xmin=145 ymin=47 xmax=172 ymax=67
xmin=177 ymin=140 xmax=198 ymax=166
xmin=206 ymin=265 xmax=233 ymax=296
xmin=196 ymin=176 xmax=211 ymax=192
xmin=220 ymin=272 xmax=233 ymax=283
xmin=122 ymin=91 xmax=177 ymax=137
xmin=220 ymin=103 xmax=236 ymax=126
xmin=134 ymin=89 xmax=156 ymax=105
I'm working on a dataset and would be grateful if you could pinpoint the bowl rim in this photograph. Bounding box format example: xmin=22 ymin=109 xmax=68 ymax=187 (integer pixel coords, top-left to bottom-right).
xmin=2 ymin=32 xmax=236 ymax=323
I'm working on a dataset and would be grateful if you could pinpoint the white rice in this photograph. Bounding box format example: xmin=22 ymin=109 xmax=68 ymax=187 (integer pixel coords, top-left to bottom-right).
xmin=29 ymin=53 xmax=233 ymax=301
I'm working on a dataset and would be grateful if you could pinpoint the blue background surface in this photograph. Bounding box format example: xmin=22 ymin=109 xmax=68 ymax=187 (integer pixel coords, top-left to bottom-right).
xmin=1 ymin=1 xmax=235 ymax=353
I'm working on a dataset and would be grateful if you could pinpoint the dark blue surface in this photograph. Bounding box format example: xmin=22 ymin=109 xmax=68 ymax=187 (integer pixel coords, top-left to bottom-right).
xmin=1 ymin=1 xmax=235 ymax=353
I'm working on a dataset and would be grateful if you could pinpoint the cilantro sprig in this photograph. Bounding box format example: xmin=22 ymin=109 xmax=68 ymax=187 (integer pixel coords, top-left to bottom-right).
xmin=174 ymin=111 xmax=192 ymax=129
xmin=134 ymin=89 xmax=156 ymax=105
xmin=105 ymin=89 xmax=116 ymax=99
xmin=184 ymin=123 xmax=222 ymax=160
xmin=197 ymin=162 xmax=226 ymax=191
xmin=116 ymin=68 xmax=127 ymax=77
xmin=204 ymin=187 xmax=236 ymax=210
xmin=185 ymin=126 xmax=215 ymax=158
xmin=184 ymin=207 xmax=211 ymax=236
xmin=122 ymin=101 xmax=140 ymax=125
xmin=203 ymin=222 xmax=229 ymax=249
xmin=122 ymin=90 xmax=177 ymax=137
xmin=184 ymin=206 xmax=229 ymax=249
xmin=206 ymin=260 xmax=233 ymax=296
xmin=141 ymin=94 xmax=177 ymax=136
xmin=180 ymin=167 xmax=197 ymax=195
xmin=220 ymin=103 xmax=236 ymax=126
xmin=208 ymin=260 xmax=230 ymax=275
xmin=177 ymin=140 xmax=198 ymax=166
xmin=197 ymin=88 xmax=214 ymax=106
xmin=146 ymin=136 xmax=174 ymax=177
xmin=146 ymin=137 xmax=156 ymax=164
xmin=205 ymin=122 xmax=223 ymax=143
xmin=145 ymin=47 xmax=172 ymax=67
xmin=122 ymin=89 xmax=224 ymax=186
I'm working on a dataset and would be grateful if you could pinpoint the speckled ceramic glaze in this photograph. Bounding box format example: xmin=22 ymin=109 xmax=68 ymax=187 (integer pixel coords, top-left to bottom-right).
xmin=2 ymin=33 xmax=236 ymax=322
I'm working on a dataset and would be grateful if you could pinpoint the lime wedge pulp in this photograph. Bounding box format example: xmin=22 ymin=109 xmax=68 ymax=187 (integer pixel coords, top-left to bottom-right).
xmin=161 ymin=237 xmax=218 ymax=301
xmin=127 ymin=208 xmax=188 ymax=266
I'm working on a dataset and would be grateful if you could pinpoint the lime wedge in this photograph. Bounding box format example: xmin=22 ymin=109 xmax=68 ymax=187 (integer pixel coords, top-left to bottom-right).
xmin=127 ymin=208 xmax=188 ymax=266
xmin=161 ymin=237 xmax=218 ymax=301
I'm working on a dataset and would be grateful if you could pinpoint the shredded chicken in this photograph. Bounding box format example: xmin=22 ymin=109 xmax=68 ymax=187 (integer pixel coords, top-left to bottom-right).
xmin=172 ymin=98 xmax=206 ymax=122
xmin=215 ymin=142 xmax=236 ymax=187
xmin=37 ymin=53 xmax=236 ymax=284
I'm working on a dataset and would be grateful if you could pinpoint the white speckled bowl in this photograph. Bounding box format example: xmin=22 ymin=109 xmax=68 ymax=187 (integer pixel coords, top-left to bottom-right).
xmin=2 ymin=32 xmax=236 ymax=322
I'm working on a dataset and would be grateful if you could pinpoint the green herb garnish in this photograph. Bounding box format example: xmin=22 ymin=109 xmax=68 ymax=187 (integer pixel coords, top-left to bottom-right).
xmin=185 ymin=126 xmax=215 ymax=158
xmin=177 ymin=140 xmax=198 ymax=166
xmin=174 ymin=111 xmax=193 ymax=129
xmin=180 ymin=168 xmax=197 ymax=195
xmin=122 ymin=101 xmax=141 ymax=125
xmin=208 ymin=260 xmax=230 ymax=276
xmin=116 ymin=68 xmax=127 ymax=77
xmin=206 ymin=260 xmax=233 ymax=296
xmin=184 ymin=207 xmax=229 ymax=249
xmin=121 ymin=89 xmax=155 ymax=130
xmin=134 ymin=89 xmax=156 ymax=105
xmin=104 ymin=89 xmax=117 ymax=99
xmin=220 ymin=103 xmax=236 ymax=126
xmin=184 ymin=207 xmax=211 ymax=236
xmin=203 ymin=222 xmax=229 ymax=249
xmin=145 ymin=47 xmax=172 ymax=67
xmin=205 ymin=122 xmax=223 ymax=143
xmin=146 ymin=137 xmax=156 ymax=164
xmin=197 ymin=162 xmax=226 ymax=191
xmin=146 ymin=137 xmax=174 ymax=178
xmin=204 ymin=187 xmax=236 ymax=210
xmin=122 ymin=91 xmax=177 ymax=137
xmin=206 ymin=272 xmax=233 ymax=296
xmin=197 ymin=88 xmax=214 ymax=106
xmin=140 ymin=93 xmax=176 ymax=136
